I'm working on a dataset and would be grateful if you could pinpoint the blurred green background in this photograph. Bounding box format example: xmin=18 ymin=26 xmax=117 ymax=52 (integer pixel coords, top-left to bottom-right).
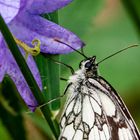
xmin=0 ymin=0 xmax=140 ymax=139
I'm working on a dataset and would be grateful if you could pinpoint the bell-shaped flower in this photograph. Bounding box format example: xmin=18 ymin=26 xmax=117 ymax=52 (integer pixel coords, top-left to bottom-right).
xmin=0 ymin=0 xmax=84 ymax=111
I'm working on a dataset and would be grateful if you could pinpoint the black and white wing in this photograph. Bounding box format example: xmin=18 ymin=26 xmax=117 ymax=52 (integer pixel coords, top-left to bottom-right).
xmin=59 ymin=77 xmax=140 ymax=140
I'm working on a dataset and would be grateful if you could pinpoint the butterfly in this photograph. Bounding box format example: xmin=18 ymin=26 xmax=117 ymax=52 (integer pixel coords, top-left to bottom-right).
xmin=59 ymin=47 xmax=140 ymax=140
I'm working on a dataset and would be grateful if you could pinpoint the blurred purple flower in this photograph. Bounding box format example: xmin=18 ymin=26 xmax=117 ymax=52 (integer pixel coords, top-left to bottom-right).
xmin=0 ymin=0 xmax=84 ymax=111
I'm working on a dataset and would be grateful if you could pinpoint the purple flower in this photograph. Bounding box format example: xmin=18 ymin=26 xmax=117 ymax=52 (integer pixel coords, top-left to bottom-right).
xmin=0 ymin=0 xmax=84 ymax=111
xmin=0 ymin=38 xmax=41 ymax=111
xmin=1 ymin=0 xmax=84 ymax=54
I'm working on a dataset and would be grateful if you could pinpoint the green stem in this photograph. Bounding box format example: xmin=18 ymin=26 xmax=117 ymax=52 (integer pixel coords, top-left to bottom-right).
xmin=46 ymin=12 xmax=61 ymax=112
xmin=36 ymin=11 xmax=61 ymax=112
xmin=0 ymin=14 xmax=59 ymax=138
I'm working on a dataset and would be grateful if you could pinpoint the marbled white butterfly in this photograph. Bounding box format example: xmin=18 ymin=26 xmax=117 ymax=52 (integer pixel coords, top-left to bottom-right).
xmin=59 ymin=45 xmax=140 ymax=140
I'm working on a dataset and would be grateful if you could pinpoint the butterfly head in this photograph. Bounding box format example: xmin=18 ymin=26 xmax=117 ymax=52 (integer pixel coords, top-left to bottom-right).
xmin=79 ymin=56 xmax=98 ymax=76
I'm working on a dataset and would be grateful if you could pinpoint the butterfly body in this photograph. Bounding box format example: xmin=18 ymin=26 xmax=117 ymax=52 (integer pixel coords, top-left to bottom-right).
xmin=59 ymin=56 xmax=140 ymax=140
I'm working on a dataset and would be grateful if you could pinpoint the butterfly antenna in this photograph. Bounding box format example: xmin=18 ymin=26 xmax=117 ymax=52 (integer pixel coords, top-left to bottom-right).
xmin=54 ymin=38 xmax=88 ymax=58
xmin=97 ymin=44 xmax=138 ymax=65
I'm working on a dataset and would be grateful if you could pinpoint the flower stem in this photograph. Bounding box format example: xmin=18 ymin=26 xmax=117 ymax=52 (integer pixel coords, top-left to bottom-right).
xmin=0 ymin=14 xmax=59 ymax=138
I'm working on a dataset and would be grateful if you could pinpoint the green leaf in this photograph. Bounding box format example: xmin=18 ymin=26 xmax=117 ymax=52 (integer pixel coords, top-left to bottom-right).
xmin=0 ymin=120 xmax=11 ymax=140
xmin=45 ymin=55 xmax=60 ymax=111
xmin=35 ymin=11 xmax=61 ymax=112
xmin=0 ymin=76 xmax=26 ymax=140
xmin=28 ymin=113 xmax=54 ymax=140
xmin=35 ymin=54 xmax=60 ymax=111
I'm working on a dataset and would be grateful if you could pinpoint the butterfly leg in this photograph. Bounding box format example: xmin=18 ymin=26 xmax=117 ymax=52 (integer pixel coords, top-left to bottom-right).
xmin=45 ymin=55 xmax=74 ymax=74
xmin=38 ymin=83 xmax=72 ymax=108
xmin=54 ymin=60 xmax=74 ymax=74
xmin=60 ymin=77 xmax=68 ymax=81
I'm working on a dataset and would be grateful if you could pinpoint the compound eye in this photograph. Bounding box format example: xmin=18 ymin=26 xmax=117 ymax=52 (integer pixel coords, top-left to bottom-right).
xmin=85 ymin=61 xmax=91 ymax=68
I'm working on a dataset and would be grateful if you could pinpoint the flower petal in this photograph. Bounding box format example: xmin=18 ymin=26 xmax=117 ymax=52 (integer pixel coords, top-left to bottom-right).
xmin=25 ymin=0 xmax=73 ymax=14
xmin=9 ymin=13 xmax=85 ymax=54
xmin=0 ymin=0 xmax=20 ymax=23
xmin=1 ymin=40 xmax=42 ymax=111
xmin=0 ymin=36 xmax=6 ymax=81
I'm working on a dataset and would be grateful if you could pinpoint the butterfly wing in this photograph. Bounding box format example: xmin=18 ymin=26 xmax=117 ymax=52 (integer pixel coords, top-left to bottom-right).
xmin=88 ymin=76 xmax=140 ymax=140
xmin=59 ymin=83 xmax=112 ymax=140
xmin=59 ymin=77 xmax=140 ymax=140
xmin=96 ymin=76 xmax=140 ymax=140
